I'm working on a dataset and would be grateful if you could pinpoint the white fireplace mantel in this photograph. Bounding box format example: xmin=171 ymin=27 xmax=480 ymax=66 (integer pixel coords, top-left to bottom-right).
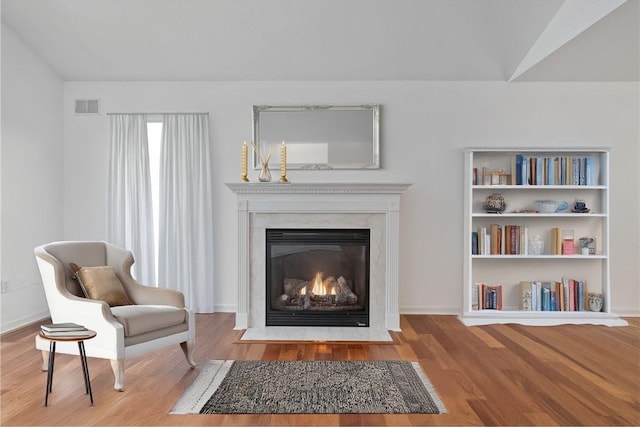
xmin=226 ymin=182 xmax=411 ymax=341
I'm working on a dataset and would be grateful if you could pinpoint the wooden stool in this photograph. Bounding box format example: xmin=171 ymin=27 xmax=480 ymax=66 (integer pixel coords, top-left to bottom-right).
xmin=39 ymin=330 xmax=97 ymax=406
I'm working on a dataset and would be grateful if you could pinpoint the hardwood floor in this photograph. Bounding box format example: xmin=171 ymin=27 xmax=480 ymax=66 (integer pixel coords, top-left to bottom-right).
xmin=1 ymin=313 xmax=638 ymax=426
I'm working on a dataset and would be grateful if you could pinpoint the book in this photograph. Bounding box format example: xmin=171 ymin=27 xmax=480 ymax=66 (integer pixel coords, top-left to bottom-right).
xmin=42 ymin=329 xmax=92 ymax=337
xmin=572 ymin=157 xmax=580 ymax=185
xmin=551 ymin=228 xmax=562 ymax=255
xmin=556 ymin=281 xmax=565 ymax=311
xmin=472 ymin=283 xmax=479 ymax=310
xmin=478 ymin=227 xmax=487 ymax=255
xmin=483 ymin=284 xmax=503 ymax=310
xmin=533 ymin=281 xmax=542 ymax=311
xmin=471 ymin=231 xmax=478 ymax=255
xmin=536 ymin=157 xmax=543 ymax=185
xmin=522 ymin=156 xmax=530 ymax=185
xmin=541 ymin=286 xmax=550 ymax=311
xmin=475 ymin=283 xmax=486 ymax=309
xmin=585 ymin=156 xmax=595 ymax=185
xmin=562 ymin=229 xmax=575 ymax=255
xmin=577 ymin=280 xmax=585 ymax=311
xmin=511 ymin=154 xmax=524 ymax=185
xmin=519 ymin=281 xmax=532 ymax=311
xmin=490 ymin=224 xmax=501 ymax=255
xmin=569 ymin=279 xmax=576 ymax=311
xmin=41 ymin=322 xmax=87 ymax=332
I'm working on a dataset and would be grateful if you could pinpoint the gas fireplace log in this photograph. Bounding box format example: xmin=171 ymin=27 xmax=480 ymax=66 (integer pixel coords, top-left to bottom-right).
xmin=278 ymin=275 xmax=358 ymax=307
xmin=283 ymin=278 xmax=306 ymax=294
xmin=303 ymin=292 xmax=311 ymax=309
xmin=337 ymin=276 xmax=358 ymax=304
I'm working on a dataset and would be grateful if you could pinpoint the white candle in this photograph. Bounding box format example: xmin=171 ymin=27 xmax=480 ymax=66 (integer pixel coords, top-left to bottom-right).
xmin=241 ymin=141 xmax=249 ymax=182
xmin=279 ymin=141 xmax=288 ymax=183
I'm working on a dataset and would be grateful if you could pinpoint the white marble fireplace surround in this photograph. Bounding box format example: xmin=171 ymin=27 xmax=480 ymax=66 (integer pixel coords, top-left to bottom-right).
xmin=226 ymin=182 xmax=411 ymax=342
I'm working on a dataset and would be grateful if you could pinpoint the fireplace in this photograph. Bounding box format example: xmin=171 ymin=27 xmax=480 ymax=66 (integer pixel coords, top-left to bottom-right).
xmin=266 ymin=229 xmax=370 ymax=327
xmin=226 ymin=182 xmax=411 ymax=341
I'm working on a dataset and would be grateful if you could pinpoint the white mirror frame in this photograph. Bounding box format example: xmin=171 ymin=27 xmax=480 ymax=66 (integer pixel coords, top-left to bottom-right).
xmin=252 ymin=104 xmax=380 ymax=170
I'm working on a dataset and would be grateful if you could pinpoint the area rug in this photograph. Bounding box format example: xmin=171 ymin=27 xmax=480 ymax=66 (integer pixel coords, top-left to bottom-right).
xmin=171 ymin=360 xmax=447 ymax=414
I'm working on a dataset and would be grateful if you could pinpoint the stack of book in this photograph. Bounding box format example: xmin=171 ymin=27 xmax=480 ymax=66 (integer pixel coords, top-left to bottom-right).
xmin=40 ymin=322 xmax=91 ymax=337
xmin=512 ymin=154 xmax=596 ymax=186
xmin=519 ymin=278 xmax=588 ymax=311
xmin=472 ymin=283 xmax=503 ymax=310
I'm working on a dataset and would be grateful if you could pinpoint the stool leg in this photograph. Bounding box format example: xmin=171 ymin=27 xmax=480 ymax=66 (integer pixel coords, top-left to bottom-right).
xmin=44 ymin=341 xmax=56 ymax=406
xmin=78 ymin=341 xmax=93 ymax=405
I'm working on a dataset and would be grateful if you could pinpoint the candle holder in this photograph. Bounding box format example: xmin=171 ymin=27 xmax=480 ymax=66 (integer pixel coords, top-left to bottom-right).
xmin=241 ymin=142 xmax=249 ymax=183
xmin=279 ymin=141 xmax=289 ymax=183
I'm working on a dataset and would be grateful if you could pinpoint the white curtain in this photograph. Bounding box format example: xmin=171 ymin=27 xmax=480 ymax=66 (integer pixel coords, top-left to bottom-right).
xmin=158 ymin=114 xmax=214 ymax=312
xmin=107 ymin=114 xmax=156 ymax=285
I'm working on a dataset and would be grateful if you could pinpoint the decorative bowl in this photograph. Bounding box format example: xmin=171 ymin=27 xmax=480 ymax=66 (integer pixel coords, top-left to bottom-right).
xmin=532 ymin=200 xmax=567 ymax=213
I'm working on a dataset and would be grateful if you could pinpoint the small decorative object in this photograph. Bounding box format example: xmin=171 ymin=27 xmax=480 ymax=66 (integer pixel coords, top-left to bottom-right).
xmin=279 ymin=141 xmax=289 ymax=183
xmin=528 ymin=234 xmax=544 ymax=255
xmin=588 ymin=292 xmax=603 ymax=312
xmin=251 ymin=141 xmax=273 ymax=182
xmin=240 ymin=141 xmax=249 ymax=183
xmin=531 ymin=200 xmax=568 ymax=213
xmin=259 ymin=164 xmax=272 ymax=182
xmin=484 ymin=193 xmax=506 ymax=213
xmin=572 ymin=200 xmax=590 ymax=213
xmin=579 ymin=237 xmax=596 ymax=255
xmin=531 ymin=200 xmax=559 ymax=213
xmin=580 ymin=237 xmax=589 ymax=255
xmin=480 ymin=167 xmax=509 ymax=185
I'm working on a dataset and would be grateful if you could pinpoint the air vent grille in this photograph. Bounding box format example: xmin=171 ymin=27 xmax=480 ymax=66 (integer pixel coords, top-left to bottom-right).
xmin=74 ymin=99 xmax=100 ymax=115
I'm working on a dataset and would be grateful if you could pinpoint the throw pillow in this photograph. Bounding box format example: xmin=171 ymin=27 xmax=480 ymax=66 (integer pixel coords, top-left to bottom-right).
xmin=69 ymin=263 xmax=133 ymax=307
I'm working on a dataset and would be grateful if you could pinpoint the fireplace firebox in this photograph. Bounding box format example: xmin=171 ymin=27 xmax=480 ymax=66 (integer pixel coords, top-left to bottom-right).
xmin=266 ymin=229 xmax=370 ymax=327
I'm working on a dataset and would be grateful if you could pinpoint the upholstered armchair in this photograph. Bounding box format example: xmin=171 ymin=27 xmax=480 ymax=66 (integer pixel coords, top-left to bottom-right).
xmin=34 ymin=241 xmax=196 ymax=391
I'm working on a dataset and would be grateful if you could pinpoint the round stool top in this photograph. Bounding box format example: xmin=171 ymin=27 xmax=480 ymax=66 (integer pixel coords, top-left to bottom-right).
xmin=38 ymin=330 xmax=97 ymax=341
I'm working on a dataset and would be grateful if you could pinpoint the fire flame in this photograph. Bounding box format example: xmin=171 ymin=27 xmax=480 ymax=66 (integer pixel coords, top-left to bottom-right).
xmin=301 ymin=272 xmax=337 ymax=296
xmin=311 ymin=272 xmax=325 ymax=295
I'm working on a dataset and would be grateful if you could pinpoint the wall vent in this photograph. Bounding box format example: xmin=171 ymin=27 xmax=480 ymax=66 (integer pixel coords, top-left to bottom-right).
xmin=74 ymin=99 xmax=100 ymax=115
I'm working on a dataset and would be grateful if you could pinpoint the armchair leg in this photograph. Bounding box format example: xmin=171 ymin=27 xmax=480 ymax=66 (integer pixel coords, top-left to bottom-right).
xmin=40 ymin=350 xmax=49 ymax=371
xmin=180 ymin=341 xmax=196 ymax=368
xmin=110 ymin=359 xmax=125 ymax=391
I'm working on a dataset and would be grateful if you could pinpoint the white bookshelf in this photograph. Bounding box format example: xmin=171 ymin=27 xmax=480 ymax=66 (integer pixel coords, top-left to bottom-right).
xmin=460 ymin=148 xmax=627 ymax=326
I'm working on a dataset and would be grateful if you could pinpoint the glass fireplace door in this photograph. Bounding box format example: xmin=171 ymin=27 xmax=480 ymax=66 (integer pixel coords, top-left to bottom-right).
xmin=266 ymin=229 xmax=370 ymax=327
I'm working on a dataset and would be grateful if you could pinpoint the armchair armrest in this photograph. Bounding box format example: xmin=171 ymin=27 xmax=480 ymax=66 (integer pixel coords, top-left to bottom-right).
xmin=105 ymin=243 xmax=185 ymax=308
xmin=120 ymin=277 xmax=185 ymax=308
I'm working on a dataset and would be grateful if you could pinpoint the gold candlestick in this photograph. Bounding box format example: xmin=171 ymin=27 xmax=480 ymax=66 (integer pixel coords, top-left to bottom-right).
xmin=241 ymin=141 xmax=249 ymax=182
xmin=279 ymin=141 xmax=288 ymax=183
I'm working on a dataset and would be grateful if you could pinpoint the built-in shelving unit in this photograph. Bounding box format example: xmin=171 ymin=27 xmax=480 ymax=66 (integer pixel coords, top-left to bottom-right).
xmin=460 ymin=148 xmax=627 ymax=326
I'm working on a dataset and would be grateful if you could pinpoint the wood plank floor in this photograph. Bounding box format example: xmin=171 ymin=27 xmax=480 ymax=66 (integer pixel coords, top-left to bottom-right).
xmin=1 ymin=313 xmax=638 ymax=426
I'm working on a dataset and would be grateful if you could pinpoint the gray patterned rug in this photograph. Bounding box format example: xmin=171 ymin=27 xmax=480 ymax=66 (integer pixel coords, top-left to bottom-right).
xmin=171 ymin=360 xmax=446 ymax=414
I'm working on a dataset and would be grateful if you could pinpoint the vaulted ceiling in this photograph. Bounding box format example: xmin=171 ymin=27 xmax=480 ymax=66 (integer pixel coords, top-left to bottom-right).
xmin=1 ymin=0 xmax=638 ymax=82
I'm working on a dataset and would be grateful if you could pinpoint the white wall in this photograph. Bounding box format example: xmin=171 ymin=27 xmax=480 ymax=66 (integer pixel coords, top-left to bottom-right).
xmin=63 ymin=81 xmax=640 ymax=316
xmin=1 ymin=23 xmax=64 ymax=332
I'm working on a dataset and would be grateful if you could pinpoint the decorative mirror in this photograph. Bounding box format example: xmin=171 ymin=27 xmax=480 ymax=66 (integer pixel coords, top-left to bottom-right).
xmin=252 ymin=104 xmax=380 ymax=170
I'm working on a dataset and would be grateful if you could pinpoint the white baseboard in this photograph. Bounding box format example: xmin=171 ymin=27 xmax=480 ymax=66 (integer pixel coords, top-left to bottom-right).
xmin=4 ymin=305 xmax=635 ymax=335
xmin=399 ymin=306 xmax=459 ymax=315
xmin=212 ymin=304 xmax=236 ymax=313
xmin=0 ymin=309 xmax=50 ymax=334
xmin=613 ymin=308 xmax=640 ymax=317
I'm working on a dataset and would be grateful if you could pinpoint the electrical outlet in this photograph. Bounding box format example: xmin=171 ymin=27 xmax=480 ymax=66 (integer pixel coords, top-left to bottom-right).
xmin=1 ymin=281 xmax=9 ymax=293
